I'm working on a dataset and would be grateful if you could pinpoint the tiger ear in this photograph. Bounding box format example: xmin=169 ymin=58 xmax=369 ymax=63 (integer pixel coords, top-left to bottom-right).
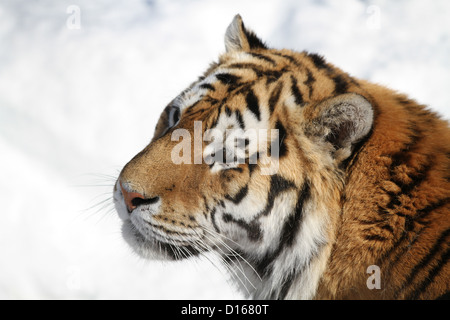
xmin=304 ymin=93 xmax=374 ymax=161
xmin=224 ymin=14 xmax=267 ymax=52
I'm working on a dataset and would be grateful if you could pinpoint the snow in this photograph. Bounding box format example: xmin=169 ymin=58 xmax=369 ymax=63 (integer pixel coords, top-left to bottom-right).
xmin=0 ymin=0 xmax=449 ymax=299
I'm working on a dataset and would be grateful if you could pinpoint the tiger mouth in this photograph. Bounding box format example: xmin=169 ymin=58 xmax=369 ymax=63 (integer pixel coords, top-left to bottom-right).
xmin=124 ymin=216 xmax=204 ymax=260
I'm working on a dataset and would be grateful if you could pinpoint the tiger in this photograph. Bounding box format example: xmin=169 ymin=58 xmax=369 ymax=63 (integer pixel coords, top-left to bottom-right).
xmin=113 ymin=14 xmax=450 ymax=300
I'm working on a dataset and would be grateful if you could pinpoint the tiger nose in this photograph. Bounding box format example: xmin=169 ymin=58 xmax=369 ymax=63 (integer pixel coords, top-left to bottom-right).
xmin=119 ymin=182 xmax=145 ymax=212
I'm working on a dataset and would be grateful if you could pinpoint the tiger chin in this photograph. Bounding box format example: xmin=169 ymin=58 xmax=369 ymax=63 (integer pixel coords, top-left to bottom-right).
xmin=113 ymin=15 xmax=450 ymax=300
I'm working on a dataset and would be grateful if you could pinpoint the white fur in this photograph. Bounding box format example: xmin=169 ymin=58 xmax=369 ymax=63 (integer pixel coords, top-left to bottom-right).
xmin=239 ymin=199 xmax=329 ymax=299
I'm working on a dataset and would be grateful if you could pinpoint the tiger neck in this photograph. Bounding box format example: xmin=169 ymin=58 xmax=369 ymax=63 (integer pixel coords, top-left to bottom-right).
xmin=234 ymin=197 xmax=340 ymax=300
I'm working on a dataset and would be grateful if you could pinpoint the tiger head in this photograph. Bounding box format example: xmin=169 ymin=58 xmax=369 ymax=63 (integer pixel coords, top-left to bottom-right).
xmin=113 ymin=15 xmax=373 ymax=299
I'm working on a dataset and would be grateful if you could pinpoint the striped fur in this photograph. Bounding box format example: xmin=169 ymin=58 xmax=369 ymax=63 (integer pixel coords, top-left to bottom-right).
xmin=114 ymin=15 xmax=450 ymax=300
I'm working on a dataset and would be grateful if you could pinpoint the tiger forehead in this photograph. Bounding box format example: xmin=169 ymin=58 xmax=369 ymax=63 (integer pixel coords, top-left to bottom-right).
xmin=176 ymin=49 xmax=302 ymax=111
xmin=220 ymin=49 xmax=300 ymax=69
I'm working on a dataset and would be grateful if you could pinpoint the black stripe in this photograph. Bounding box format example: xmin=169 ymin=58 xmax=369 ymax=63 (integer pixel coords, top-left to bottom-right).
xmin=186 ymin=100 xmax=202 ymax=112
xmin=403 ymin=215 xmax=416 ymax=233
xmin=242 ymin=27 xmax=267 ymax=50
xmin=248 ymin=52 xmax=276 ymax=65
xmin=290 ymin=75 xmax=304 ymax=106
xmin=363 ymin=234 xmax=390 ymax=242
xmin=415 ymin=197 xmax=449 ymax=219
xmin=224 ymin=105 xmax=232 ymax=117
xmin=265 ymin=70 xmax=284 ymax=84
xmin=407 ymin=247 xmax=450 ymax=300
xmin=382 ymin=125 xmax=425 ymax=210
xmin=382 ymin=223 xmax=427 ymax=275
xmin=227 ymin=62 xmax=264 ymax=78
xmin=274 ymin=120 xmax=288 ymax=158
xmin=209 ymin=102 xmax=224 ymax=130
xmin=256 ymin=182 xmax=311 ymax=277
xmin=279 ymin=182 xmax=311 ymax=247
xmin=271 ymin=52 xmax=303 ymax=67
xmin=225 ymin=185 xmax=249 ymax=204
xmin=227 ymin=167 xmax=244 ymax=173
xmin=332 ymin=74 xmax=349 ymax=94
xmin=268 ymin=81 xmax=283 ymax=114
xmin=221 ymin=175 xmax=297 ymax=245
xmin=227 ymin=63 xmax=284 ymax=80
xmin=202 ymin=195 xmax=210 ymax=218
xmin=246 ymin=89 xmax=261 ymax=121
xmin=210 ymin=207 xmax=220 ymax=233
xmin=204 ymin=96 xmax=219 ymax=105
xmin=389 ymin=125 xmax=423 ymax=168
xmin=216 ymin=73 xmax=241 ymax=86
xmin=248 ymin=152 xmax=259 ymax=167
xmin=386 ymin=161 xmax=432 ymax=211
xmin=248 ymin=163 xmax=257 ymax=175
xmin=234 ymin=83 xmax=254 ymax=96
xmin=228 ymin=62 xmax=261 ymax=70
xmin=405 ymin=105 xmax=436 ymax=123
xmin=199 ymin=83 xmax=215 ymax=91
xmin=307 ymin=52 xmax=353 ymax=95
xmin=381 ymin=197 xmax=447 ymax=274
xmin=307 ymin=53 xmax=332 ymax=72
xmin=359 ymin=218 xmax=390 ymax=225
xmin=303 ymin=68 xmax=315 ymax=98
xmin=384 ymin=225 xmax=427 ymax=275
xmin=396 ymin=96 xmax=416 ymax=106
xmin=234 ymin=109 xmax=245 ymax=129
xmin=258 ymin=175 xmax=297 ymax=217
xmin=401 ymin=228 xmax=450 ymax=299
xmin=278 ymin=271 xmax=296 ymax=300
xmin=222 ymin=213 xmax=262 ymax=241
xmin=184 ymin=105 xmax=202 ymax=116
xmin=396 ymin=161 xmax=432 ymax=195
xmin=381 ymin=224 xmax=395 ymax=233
xmin=226 ymin=63 xmax=284 ymax=85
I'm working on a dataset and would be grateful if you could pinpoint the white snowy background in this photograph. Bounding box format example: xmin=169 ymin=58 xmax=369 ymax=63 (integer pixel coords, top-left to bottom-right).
xmin=0 ymin=0 xmax=449 ymax=299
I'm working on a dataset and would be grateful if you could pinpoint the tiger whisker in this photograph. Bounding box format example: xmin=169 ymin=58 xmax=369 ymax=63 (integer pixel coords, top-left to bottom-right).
xmin=196 ymin=228 xmax=257 ymax=293
xmin=194 ymin=237 xmax=253 ymax=295
xmin=200 ymin=225 xmax=262 ymax=282
xmin=191 ymin=238 xmax=250 ymax=293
